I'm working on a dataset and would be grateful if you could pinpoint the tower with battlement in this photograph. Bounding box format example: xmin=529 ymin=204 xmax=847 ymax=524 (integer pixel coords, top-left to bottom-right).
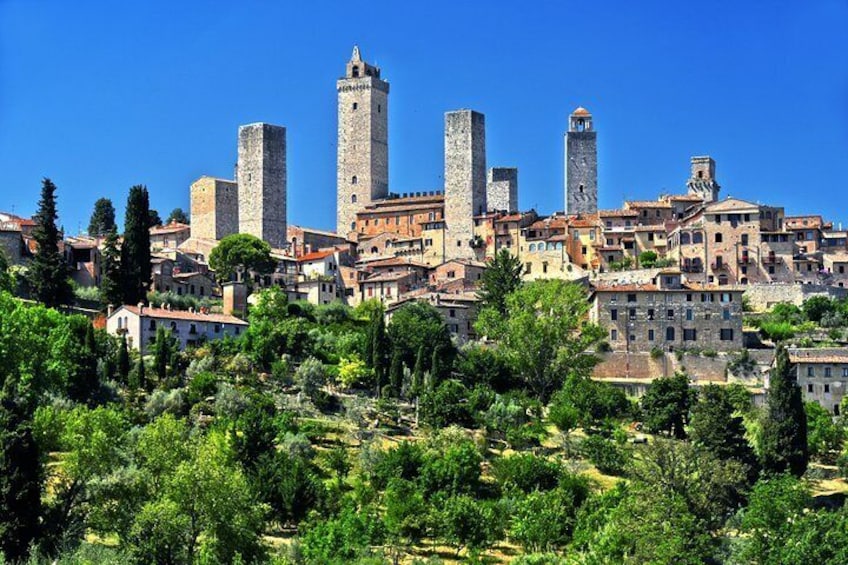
xmin=687 ymin=156 xmax=720 ymax=202
xmin=487 ymin=167 xmax=518 ymax=213
xmin=565 ymin=107 xmax=598 ymax=215
xmin=237 ymin=123 xmax=287 ymax=248
xmin=336 ymin=46 xmax=389 ymax=236
xmin=444 ymin=109 xmax=486 ymax=259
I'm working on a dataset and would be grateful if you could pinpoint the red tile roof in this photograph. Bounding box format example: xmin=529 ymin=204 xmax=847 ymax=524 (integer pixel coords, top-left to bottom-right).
xmin=297 ymin=248 xmax=336 ymax=262
xmin=119 ymin=305 xmax=247 ymax=325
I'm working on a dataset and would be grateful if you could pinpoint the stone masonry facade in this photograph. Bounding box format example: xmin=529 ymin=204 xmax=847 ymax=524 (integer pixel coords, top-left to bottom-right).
xmin=565 ymin=107 xmax=598 ymax=215
xmin=190 ymin=176 xmax=238 ymax=241
xmin=237 ymin=123 xmax=287 ymax=249
xmin=487 ymin=167 xmax=518 ymax=213
xmin=444 ymin=110 xmax=486 ymax=260
xmin=336 ymin=46 xmax=389 ymax=236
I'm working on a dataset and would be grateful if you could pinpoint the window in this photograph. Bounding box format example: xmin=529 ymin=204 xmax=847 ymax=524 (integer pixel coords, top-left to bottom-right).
xmin=611 ymin=329 xmax=618 ymax=340
xmin=667 ymin=309 xmax=675 ymax=320
xmin=825 ymin=367 xmax=832 ymax=378
xmin=189 ymin=323 xmax=197 ymax=335
xmin=741 ymin=234 xmax=749 ymax=245
xmin=721 ymin=293 xmax=732 ymax=303
xmin=843 ymin=368 xmax=848 ymax=378
xmin=720 ymin=328 xmax=734 ymax=341
xmin=715 ymin=233 xmax=723 ymax=243
xmin=457 ymin=240 xmax=462 ymax=247
xmin=723 ymin=308 xmax=731 ymax=320
xmin=629 ymin=308 xmax=637 ymax=319
xmin=683 ymin=329 xmax=697 ymax=341
xmin=825 ymin=384 xmax=830 ymax=393
xmin=214 ymin=324 xmax=221 ymax=334
xmin=378 ymin=104 xmax=381 ymax=113
xmin=808 ymin=384 xmax=814 ymax=393
xmin=351 ymin=175 xmax=358 ymax=184
xmin=352 ymin=102 xmax=358 ymax=110
xmin=693 ymin=232 xmax=703 ymax=244
xmin=627 ymin=293 xmax=637 ymax=303
xmin=647 ymin=308 xmax=655 ymax=320
xmin=686 ymin=308 xmax=693 ymax=321
xmin=686 ymin=293 xmax=693 ymax=302
xmin=449 ymin=309 xmax=456 ymax=318
xmin=666 ymin=327 xmax=675 ymax=341
xmin=648 ymin=329 xmax=655 ymax=341
xmin=611 ymin=308 xmax=618 ymax=321
xmin=808 ymin=366 xmax=815 ymax=377
xmin=149 ymin=319 xmax=156 ymax=330
xmin=681 ymin=233 xmax=691 ymax=245
xmin=630 ymin=334 xmax=636 ymax=342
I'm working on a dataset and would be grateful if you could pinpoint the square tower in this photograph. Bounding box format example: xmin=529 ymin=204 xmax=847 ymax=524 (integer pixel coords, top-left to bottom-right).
xmin=444 ymin=109 xmax=486 ymax=260
xmin=487 ymin=167 xmax=518 ymax=213
xmin=237 ymin=123 xmax=287 ymax=248
xmin=336 ymin=46 xmax=389 ymax=236
xmin=565 ymin=107 xmax=598 ymax=215
xmin=687 ymin=155 xmax=720 ymax=202
xmin=190 ymin=176 xmax=238 ymax=240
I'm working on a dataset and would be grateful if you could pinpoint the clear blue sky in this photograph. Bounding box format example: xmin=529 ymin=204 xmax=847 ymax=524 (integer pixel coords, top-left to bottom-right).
xmin=2 ymin=1 xmax=847 ymax=234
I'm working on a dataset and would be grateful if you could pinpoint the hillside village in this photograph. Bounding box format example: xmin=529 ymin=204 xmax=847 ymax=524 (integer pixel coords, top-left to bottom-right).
xmin=3 ymin=46 xmax=848 ymax=415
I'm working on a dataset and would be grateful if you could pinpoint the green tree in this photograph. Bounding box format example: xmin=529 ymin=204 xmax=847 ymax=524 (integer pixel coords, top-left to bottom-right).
xmin=0 ymin=380 xmax=42 ymax=563
xmin=510 ymin=487 xmax=587 ymax=553
xmin=208 ymin=233 xmax=274 ymax=285
xmin=690 ymin=384 xmax=758 ymax=482
xmin=476 ymin=280 xmax=603 ymax=403
xmin=805 ymin=401 xmax=844 ymax=462
xmin=87 ymin=197 xmax=116 ymax=237
xmin=368 ymin=310 xmax=390 ymax=393
xmin=28 ymin=178 xmax=72 ymax=308
xmin=165 ymin=207 xmax=189 ymax=225
xmin=640 ymin=372 xmax=694 ymax=439
xmin=551 ymin=374 xmax=629 ymax=431
xmin=802 ymin=295 xmax=836 ymax=323
xmin=147 ymin=208 xmax=162 ymax=228
xmin=254 ymin=450 xmax=323 ymax=527
xmin=438 ymin=495 xmax=502 ymax=556
xmin=0 ymin=251 xmax=12 ymax=293
xmin=116 ymin=335 xmax=130 ymax=383
xmin=99 ymin=228 xmax=123 ymax=306
xmin=759 ymin=345 xmax=808 ymax=477
xmin=477 ymin=248 xmax=523 ymax=315
xmin=120 ymin=185 xmax=152 ymax=305
xmin=388 ymin=348 xmax=403 ymax=397
xmin=419 ymin=380 xmax=473 ymax=428
xmin=383 ymin=478 xmax=428 ymax=559
xmin=637 ymin=250 xmax=658 ymax=268
xmin=387 ymin=301 xmax=453 ymax=373
xmin=152 ymin=326 xmax=176 ymax=386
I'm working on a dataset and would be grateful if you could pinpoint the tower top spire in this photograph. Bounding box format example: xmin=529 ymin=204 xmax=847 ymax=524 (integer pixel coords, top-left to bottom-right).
xmin=342 ymin=46 xmax=383 ymax=80
xmin=351 ymin=45 xmax=361 ymax=62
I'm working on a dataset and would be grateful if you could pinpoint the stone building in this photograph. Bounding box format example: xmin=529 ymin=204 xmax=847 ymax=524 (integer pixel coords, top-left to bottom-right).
xmin=686 ymin=156 xmax=720 ymax=202
xmin=287 ymin=225 xmax=350 ymax=258
xmin=107 ymin=304 xmax=247 ymax=354
xmin=444 ymin=109 xmax=487 ymax=260
xmin=565 ymin=107 xmax=598 ymax=215
xmin=237 ymin=123 xmax=287 ymax=249
xmin=189 ymin=176 xmax=238 ymax=241
xmin=486 ymin=167 xmax=518 ymax=213
xmin=354 ymin=193 xmax=444 ymax=239
xmin=589 ymin=270 xmax=744 ymax=353
xmin=790 ymin=348 xmax=848 ymax=415
xmin=336 ymin=46 xmax=389 ymax=236
xmin=150 ymin=221 xmax=191 ymax=251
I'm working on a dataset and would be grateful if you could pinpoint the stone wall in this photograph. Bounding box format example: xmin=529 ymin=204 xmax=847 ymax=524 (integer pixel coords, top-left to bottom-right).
xmin=190 ymin=176 xmax=238 ymax=241
xmin=743 ymin=283 xmax=848 ymax=312
xmin=336 ymin=71 xmax=389 ymax=235
xmin=565 ymin=129 xmax=597 ymax=214
xmin=0 ymin=230 xmax=22 ymax=264
xmin=593 ymin=351 xmax=729 ymax=383
xmin=237 ymin=123 xmax=287 ymax=249
xmin=444 ymin=110 xmax=486 ymax=260
xmin=486 ymin=167 xmax=517 ymax=213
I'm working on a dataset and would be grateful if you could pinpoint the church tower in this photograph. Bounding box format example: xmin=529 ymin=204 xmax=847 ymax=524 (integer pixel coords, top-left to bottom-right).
xmin=565 ymin=107 xmax=598 ymax=215
xmin=336 ymin=46 xmax=389 ymax=236
xmin=686 ymin=156 xmax=720 ymax=202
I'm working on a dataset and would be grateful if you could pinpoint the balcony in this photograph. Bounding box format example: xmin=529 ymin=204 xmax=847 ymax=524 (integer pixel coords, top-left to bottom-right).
xmin=737 ymin=256 xmax=755 ymax=265
xmin=681 ymin=263 xmax=703 ymax=273
xmin=762 ymin=255 xmax=783 ymax=265
xmin=711 ymin=262 xmax=729 ymax=271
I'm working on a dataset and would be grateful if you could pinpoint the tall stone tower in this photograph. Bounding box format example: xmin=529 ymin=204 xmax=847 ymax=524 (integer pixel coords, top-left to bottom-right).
xmin=237 ymin=123 xmax=287 ymax=249
xmin=686 ymin=156 xmax=720 ymax=202
xmin=565 ymin=107 xmax=598 ymax=215
xmin=487 ymin=167 xmax=518 ymax=213
xmin=336 ymin=46 xmax=389 ymax=236
xmin=444 ymin=110 xmax=486 ymax=259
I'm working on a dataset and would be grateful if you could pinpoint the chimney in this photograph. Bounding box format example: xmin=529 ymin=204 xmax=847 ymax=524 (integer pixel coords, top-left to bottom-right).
xmin=107 ymin=304 xmax=114 ymax=317
xmin=138 ymin=302 xmax=145 ymax=316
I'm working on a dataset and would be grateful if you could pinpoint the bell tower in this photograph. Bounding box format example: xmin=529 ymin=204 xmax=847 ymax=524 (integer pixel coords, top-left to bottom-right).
xmin=565 ymin=107 xmax=598 ymax=215
xmin=336 ymin=45 xmax=389 ymax=236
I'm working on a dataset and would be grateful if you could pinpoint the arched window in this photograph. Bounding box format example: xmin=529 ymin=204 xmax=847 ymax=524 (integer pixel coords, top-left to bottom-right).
xmin=370 ymin=246 xmax=378 ymax=254
xmin=579 ymin=184 xmax=584 ymax=193
xmin=352 ymin=65 xmax=359 ymax=77
xmin=547 ymin=242 xmax=555 ymax=251
xmin=556 ymin=242 xmax=563 ymax=250
xmin=529 ymin=243 xmax=536 ymax=252
xmin=715 ymin=233 xmax=723 ymax=243
xmin=680 ymin=232 xmax=691 ymax=245
xmin=693 ymin=232 xmax=703 ymax=244
xmin=740 ymin=277 xmax=749 ymax=285
xmin=351 ymin=176 xmax=358 ymax=185
xmin=351 ymin=194 xmax=357 ymax=203
xmin=697 ymin=170 xmax=704 ymax=179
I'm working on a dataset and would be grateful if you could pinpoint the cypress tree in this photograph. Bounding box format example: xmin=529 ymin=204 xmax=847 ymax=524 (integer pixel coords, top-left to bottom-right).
xmin=120 ymin=185 xmax=152 ymax=305
xmin=136 ymin=356 xmax=147 ymax=392
xmin=430 ymin=343 xmax=451 ymax=388
xmin=389 ymin=349 xmax=404 ymax=398
xmin=760 ymin=345 xmax=808 ymax=477
xmin=87 ymin=197 xmax=116 ymax=237
xmin=68 ymin=323 xmax=100 ymax=404
xmin=28 ymin=178 xmax=72 ymax=308
xmin=154 ymin=326 xmax=169 ymax=384
xmin=371 ymin=312 xmax=390 ymax=394
xmin=412 ymin=345 xmax=426 ymax=396
xmin=116 ymin=335 xmax=130 ymax=383
xmin=99 ymin=228 xmax=122 ymax=307
xmin=0 ymin=379 xmax=42 ymax=562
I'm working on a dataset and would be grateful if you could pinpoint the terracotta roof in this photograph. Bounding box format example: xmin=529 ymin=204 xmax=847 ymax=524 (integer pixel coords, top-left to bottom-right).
xmin=626 ymin=200 xmax=673 ymax=209
xmin=785 ymin=216 xmax=824 ymax=230
xmin=592 ymin=281 xmax=742 ymax=293
xmin=362 ymin=271 xmax=415 ymax=283
xmin=297 ymin=248 xmax=336 ymax=262
xmin=151 ymin=221 xmax=190 ymax=235
xmin=572 ymin=106 xmax=591 ymax=116
xmin=172 ymin=271 xmax=212 ymax=280
xmin=570 ymin=218 xmax=599 ymax=228
xmin=366 ymin=256 xmax=429 ymax=269
xmin=634 ymin=225 xmax=666 ymax=232
xmin=494 ymin=212 xmax=525 ymax=223
xmin=789 ymin=348 xmax=848 ymax=364
xmin=117 ymin=305 xmax=248 ymax=325
xmin=705 ymin=197 xmax=761 ymax=213
xmin=667 ymin=194 xmax=704 ymax=202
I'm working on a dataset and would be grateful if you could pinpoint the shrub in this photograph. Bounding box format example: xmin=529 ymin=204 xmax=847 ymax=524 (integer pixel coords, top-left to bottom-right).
xmin=492 ymin=453 xmax=560 ymax=494
xmin=580 ymin=433 xmax=627 ymax=475
xmin=295 ymin=357 xmax=326 ymax=398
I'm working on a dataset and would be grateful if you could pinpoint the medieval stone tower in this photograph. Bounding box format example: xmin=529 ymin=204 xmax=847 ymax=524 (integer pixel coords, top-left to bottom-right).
xmin=444 ymin=109 xmax=486 ymax=259
xmin=336 ymin=46 xmax=389 ymax=235
xmin=487 ymin=167 xmax=518 ymax=213
xmin=237 ymin=123 xmax=287 ymax=249
xmin=565 ymin=107 xmax=598 ymax=215
xmin=189 ymin=176 xmax=238 ymax=241
xmin=686 ymin=156 xmax=720 ymax=202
